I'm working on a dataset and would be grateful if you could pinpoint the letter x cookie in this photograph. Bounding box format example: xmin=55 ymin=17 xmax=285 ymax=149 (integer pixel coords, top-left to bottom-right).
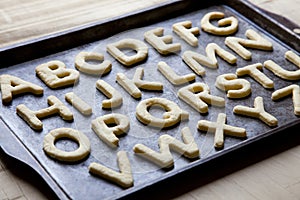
xmin=198 ymin=113 xmax=246 ymax=149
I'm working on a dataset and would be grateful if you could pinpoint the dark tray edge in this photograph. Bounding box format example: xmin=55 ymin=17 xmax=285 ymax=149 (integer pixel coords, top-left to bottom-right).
xmin=116 ymin=119 xmax=300 ymax=200
xmin=0 ymin=118 xmax=68 ymax=200
xmin=227 ymin=0 xmax=300 ymax=52
xmin=0 ymin=0 xmax=299 ymax=199
xmin=0 ymin=0 xmax=202 ymax=67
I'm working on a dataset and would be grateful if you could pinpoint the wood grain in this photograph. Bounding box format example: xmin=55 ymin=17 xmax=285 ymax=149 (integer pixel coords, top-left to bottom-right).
xmin=0 ymin=0 xmax=299 ymax=200
xmin=0 ymin=0 xmax=170 ymax=48
xmin=175 ymin=146 xmax=300 ymax=200
xmin=250 ymin=0 xmax=300 ymax=24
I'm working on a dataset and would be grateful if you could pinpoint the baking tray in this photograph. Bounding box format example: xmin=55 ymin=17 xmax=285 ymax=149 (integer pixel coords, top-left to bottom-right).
xmin=0 ymin=0 xmax=300 ymax=199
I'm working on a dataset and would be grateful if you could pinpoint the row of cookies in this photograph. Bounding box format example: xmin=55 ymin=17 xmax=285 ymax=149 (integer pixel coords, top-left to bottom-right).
xmin=0 ymin=10 xmax=299 ymax=189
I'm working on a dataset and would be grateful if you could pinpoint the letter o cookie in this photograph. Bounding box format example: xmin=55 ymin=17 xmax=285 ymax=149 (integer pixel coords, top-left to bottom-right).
xmin=43 ymin=128 xmax=91 ymax=162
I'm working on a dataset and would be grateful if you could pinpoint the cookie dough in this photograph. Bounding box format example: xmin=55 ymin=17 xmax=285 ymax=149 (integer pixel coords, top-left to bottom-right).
xmin=172 ymin=21 xmax=200 ymax=47
xmin=0 ymin=74 xmax=43 ymax=104
xmin=264 ymin=51 xmax=300 ymax=81
xmin=157 ymin=61 xmax=196 ymax=85
xmin=236 ymin=63 xmax=274 ymax=89
xmin=75 ymin=51 xmax=112 ymax=75
xmin=201 ymin=11 xmax=238 ymax=35
xmin=89 ymin=151 xmax=133 ymax=188
xmin=198 ymin=113 xmax=246 ymax=148
xmin=36 ymin=60 xmax=80 ymax=89
xmin=133 ymin=127 xmax=199 ymax=168
xmin=144 ymin=27 xmax=181 ymax=55
xmin=271 ymin=84 xmax=300 ymax=116
xmin=178 ymin=82 xmax=225 ymax=113
xmin=215 ymin=73 xmax=251 ymax=99
xmin=43 ymin=128 xmax=90 ymax=162
xmin=233 ymin=96 xmax=278 ymax=126
xmin=116 ymin=73 xmax=141 ymax=99
xmin=96 ymin=80 xmax=123 ymax=109
xmin=225 ymin=29 xmax=273 ymax=60
xmin=16 ymin=95 xmax=73 ymax=130
xmin=285 ymin=50 xmax=300 ymax=67
xmin=106 ymin=38 xmax=148 ymax=66
xmin=135 ymin=97 xmax=189 ymax=128
xmin=133 ymin=67 xmax=163 ymax=91
xmin=91 ymin=114 xmax=130 ymax=148
xmin=65 ymin=92 xmax=92 ymax=115
xmin=182 ymin=43 xmax=237 ymax=76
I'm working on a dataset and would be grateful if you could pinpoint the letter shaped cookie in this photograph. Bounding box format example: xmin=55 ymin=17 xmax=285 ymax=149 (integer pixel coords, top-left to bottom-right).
xmin=272 ymin=84 xmax=300 ymax=116
xmin=107 ymin=38 xmax=148 ymax=66
xmin=198 ymin=113 xmax=246 ymax=149
xmin=89 ymin=151 xmax=133 ymax=188
xmin=225 ymin=29 xmax=273 ymax=60
xmin=16 ymin=95 xmax=73 ymax=130
xmin=116 ymin=67 xmax=163 ymax=99
xmin=135 ymin=97 xmax=189 ymax=128
xmin=36 ymin=60 xmax=80 ymax=89
xmin=264 ymin=51 xmax=300 ymax=81
xmin=178 ymin=82 xmax=225 ymax=113
xmin=157 ymin=61 xmax=196 ymax=85
xmin=172 ymin=21 xmax=200 ymax=46
xmin=236 ymin=63 xmax=274 ymax=89
xmin=65 ymin=92 xmax=92 ymax=115
xmin=201 ymin=11 xmax=238 ymax=35
xmin=96 ymin=80 xmax=123 ymax=109
xmin=233 ymin=96 xmax=278 ymax=126
xmin=116 ymin=73 xmax=142 ymax=99
xmin=91 ymin=114 xmax=130 ymax=147
xmin=0 ymin=74 xmax=43 ymax=103
xmin=133 ymin=127 xmax=199 ymax=168
xmin=43 ymin=128 xmax=90 ymax=162
xmin=75 ymin=51 xmax=112 ymax=75
xmin=144 ymin=27 xmax=181 ymax=55
xmin=216 ymin=73 xmax=251 ymax=99
xmin=182 ymin=43 xmax=237 ymax=76
xmin=133 ymin=67 xmax=163 ymax=91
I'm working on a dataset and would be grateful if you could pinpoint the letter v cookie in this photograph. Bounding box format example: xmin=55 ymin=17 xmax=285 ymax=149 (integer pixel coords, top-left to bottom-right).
xmin=89 ymin=151 xmax=133 ymax=188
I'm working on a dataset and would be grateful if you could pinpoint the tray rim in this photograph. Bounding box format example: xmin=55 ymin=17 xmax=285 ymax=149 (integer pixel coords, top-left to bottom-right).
xmin=0 ymin=0 xmax=300 ymax=199
xmin=116 ymin=119 xmax=300 ymax=199
xmin=0 ymin=0 xmax=299 ymax=67
xmin=0 ymin=117 xmax=69 ymax=199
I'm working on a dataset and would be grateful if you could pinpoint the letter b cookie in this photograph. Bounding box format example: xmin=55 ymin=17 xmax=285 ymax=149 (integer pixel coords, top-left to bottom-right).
xmin=36 ymin=60 xmax=80 ymax=89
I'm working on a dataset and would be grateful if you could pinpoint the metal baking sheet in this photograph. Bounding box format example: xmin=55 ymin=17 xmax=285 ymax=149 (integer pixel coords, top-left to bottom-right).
xmin=0 ymin=0 xmax=300 ymax=199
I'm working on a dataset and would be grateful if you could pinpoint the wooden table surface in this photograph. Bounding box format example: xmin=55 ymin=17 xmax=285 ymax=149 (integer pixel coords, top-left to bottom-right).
xmin=0 ymin=0 xmax=300 ymax=199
